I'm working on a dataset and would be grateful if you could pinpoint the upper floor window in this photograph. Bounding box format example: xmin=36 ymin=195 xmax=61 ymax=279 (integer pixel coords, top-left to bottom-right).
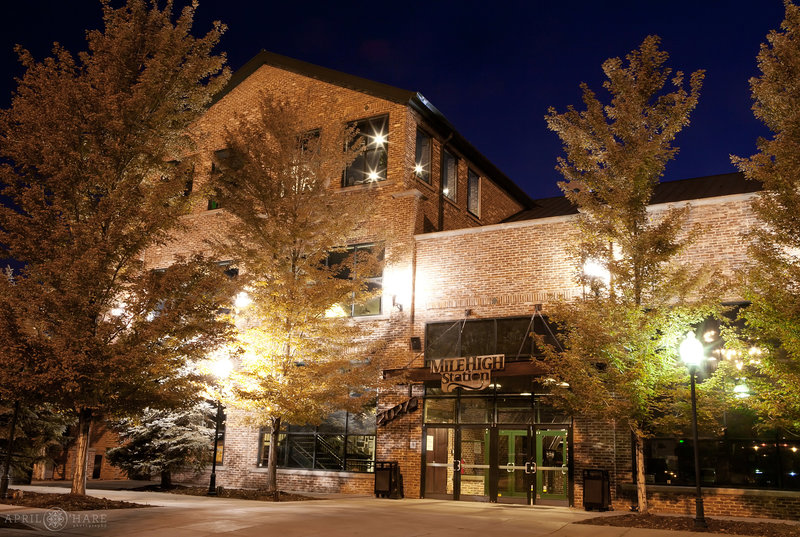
xmin=414 ymin=128 xmax=431 ymax=183
xmin=467 ymin=169 xmax=480 ymax=217
xmin=208 ymin=148 xmax=237 ymax=210
xmin=441 ymin=149 xmax=457 ymax=201
xmin=326 ymin=244 xmax=383 ymax=317
xmin=299 ymin=129 xmax=321 ymax=154
xmin=343 ymin=115 xmax=388 ymax=187
xmin=425 ymin=316 xmax=559 ymax=363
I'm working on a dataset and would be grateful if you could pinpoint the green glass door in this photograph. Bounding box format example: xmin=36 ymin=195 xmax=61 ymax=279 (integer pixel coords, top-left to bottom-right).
xmin=535 ymin=429 xmax=569 ymax=503
xmin=497 ymin=429 xmax=531 ymax=504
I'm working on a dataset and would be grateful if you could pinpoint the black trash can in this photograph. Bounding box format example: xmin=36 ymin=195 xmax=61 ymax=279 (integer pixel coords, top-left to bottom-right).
xmin=583 ymin=469 xmax=610 ymax=511
xmin=374 ymin=461 xmax=403 ymax=499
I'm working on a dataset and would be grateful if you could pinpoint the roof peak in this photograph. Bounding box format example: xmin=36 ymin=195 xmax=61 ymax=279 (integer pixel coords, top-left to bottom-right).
xmin=210 ymin=50 xmax=534 ymax=208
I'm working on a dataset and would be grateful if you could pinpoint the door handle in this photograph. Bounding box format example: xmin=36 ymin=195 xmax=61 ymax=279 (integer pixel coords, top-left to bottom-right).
xmin=561 ymin=464 xmax=568 ymax=475
xmin=453 ymin=459 xmax=461 ymax=472
xmin=506 ymin=462 xmax=514 ymax=473
xmin=524 ymin=462 xmax=536 ymax=474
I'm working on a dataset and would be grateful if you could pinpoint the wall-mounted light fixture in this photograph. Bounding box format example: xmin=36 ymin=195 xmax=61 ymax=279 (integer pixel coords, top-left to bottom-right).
xmin=392 ymin=295 xmax=403 ymax=312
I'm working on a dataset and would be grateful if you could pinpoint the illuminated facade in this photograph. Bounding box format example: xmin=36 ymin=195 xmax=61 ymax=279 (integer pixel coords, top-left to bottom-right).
xmin=53 ymin=52 xmax=799 ymax=520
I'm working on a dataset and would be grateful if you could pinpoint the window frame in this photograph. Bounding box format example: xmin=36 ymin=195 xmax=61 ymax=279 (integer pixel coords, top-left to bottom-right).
xmin=414 ymin=127 xmax=432 ymax=183
xmin=424 ymin=315 xmax=558 ymax=363
xmin=342 ymin=114 xmax=389 ymax=187
xmin=258 ymin=410 xmax=377 ymax=473
xmin=441 ymin=148 xmax=457 ymax=202
xmin=467 ymin=168 xmax=481 ymax=217
xmin=326 ymin=243 xmax=383 ymax=317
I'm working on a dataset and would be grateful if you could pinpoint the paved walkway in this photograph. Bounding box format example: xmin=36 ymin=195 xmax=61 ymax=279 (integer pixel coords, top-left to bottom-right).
xmin=0 ymin=483 xmax=770 ymax=537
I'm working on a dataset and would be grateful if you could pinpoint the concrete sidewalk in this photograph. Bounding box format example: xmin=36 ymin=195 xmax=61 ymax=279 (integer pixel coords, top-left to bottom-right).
xmin=0 ymin=484 xmax=767 ymax=537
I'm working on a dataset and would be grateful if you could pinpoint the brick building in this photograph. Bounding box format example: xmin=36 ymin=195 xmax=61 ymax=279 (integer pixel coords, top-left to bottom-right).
xmin=55 ymin=51 xmax=800 ymax=519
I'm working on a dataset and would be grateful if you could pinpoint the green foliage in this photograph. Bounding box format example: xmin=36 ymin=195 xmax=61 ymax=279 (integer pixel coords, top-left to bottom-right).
xmin=0 ymin=404 xmax=73 ymax=480
xmin=545 ymin=36 xmax=714 ymax=510
xmin=0 ymin=0 xmax=232 ymax=494
xmin=106 ymin=402 xmax=215 ymax=486
xmin=732 ymin=2 xmax=800 ymax=431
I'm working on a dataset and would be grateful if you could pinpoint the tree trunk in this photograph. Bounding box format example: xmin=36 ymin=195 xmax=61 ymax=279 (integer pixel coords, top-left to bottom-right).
xmin=267 ymin=416 xmax=281 ymax=501
xmin=0 ymin=400 xmax=21 ymax=498
xmin=71 ymin=408 xmax=93 ymax=495
xmin=634 ymin=432 xmax=648 ymax=512
xmin=160 ymin=470 xmax=172 ymax=489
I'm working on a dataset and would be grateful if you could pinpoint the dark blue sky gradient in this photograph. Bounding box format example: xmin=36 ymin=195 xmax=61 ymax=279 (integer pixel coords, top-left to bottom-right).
xmin=1 ymin=1 xmax=785 ymax=199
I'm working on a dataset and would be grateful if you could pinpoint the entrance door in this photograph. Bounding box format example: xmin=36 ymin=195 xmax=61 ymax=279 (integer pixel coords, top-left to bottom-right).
xmin=423 ymin=426 xmax=571 ymax=505
xmin=535 ymin=429 xmax=569 ymax=504
xmin=497 ymin=429 xmax=531 ymax=504
xmin=458 ymin=427 xmax=490 ymax=501
xmin=424 ymin=427 xmax=455 ymax=499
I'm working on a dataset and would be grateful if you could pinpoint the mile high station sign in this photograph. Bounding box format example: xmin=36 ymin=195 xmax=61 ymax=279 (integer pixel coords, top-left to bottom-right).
xmin=429 ymin=354 xmax=505 ymax=393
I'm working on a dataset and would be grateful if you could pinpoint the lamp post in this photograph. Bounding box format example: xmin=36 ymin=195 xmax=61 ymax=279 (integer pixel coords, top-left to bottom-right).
xmin=679 ymin=332 xmax=707 ymax=530
xmin=208 ymin=399 xmax=224 ymax=496
xmin=207 ymin=355 xmax=232 ymax=497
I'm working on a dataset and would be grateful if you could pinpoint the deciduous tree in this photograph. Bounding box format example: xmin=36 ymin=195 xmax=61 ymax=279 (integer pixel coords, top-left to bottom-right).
xmin=544 ymin=35 xmax=714 ymax=512
xmin=211 ymin=97 xmax=390 ymax=498
xmin=733 ymin=0 xmax=800 ymax=431
xmin=0 ymin=0 xmax=232 ymax=494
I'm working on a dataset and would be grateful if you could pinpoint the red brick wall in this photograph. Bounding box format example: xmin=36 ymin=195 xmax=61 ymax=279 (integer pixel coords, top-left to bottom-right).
xmin=52 ymin=416 xmax=127 ymax=481
xmin=413 ymin=193 xmax=757 ymax=326
xmin=572 ymin=417 xmax=632 ymax=510
xmin=145 ymin=60 xmax=526 ymax=497
xmin=410 ymin=193 xmax=764 ymax=510
xmin=621 ymin=486 xmax=800 ymax=521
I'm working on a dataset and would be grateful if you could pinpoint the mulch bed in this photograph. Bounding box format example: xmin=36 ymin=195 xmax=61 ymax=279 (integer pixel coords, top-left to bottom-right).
xmin=0 ymin=489 xmax=147 ymax=511
xmin=578 ymin=513 xmax=800 ymax=536
xmin=132 ymin=484 xmax=315 ymax=502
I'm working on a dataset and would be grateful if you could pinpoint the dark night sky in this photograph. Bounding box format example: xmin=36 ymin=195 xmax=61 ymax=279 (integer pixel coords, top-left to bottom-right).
xmin=0 ymin=1 xmax=786 ymax=200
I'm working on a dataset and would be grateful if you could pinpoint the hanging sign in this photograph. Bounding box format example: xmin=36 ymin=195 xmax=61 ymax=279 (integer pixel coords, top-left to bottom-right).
xmin=429 ymin=354 xmax=505 ymax=393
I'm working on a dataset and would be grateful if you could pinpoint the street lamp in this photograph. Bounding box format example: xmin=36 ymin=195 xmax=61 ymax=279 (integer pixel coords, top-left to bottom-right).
xmin=207 ymin=355 xmax=232 ymax=497
xmin=679 ymin=332 xmax=707 ymax=530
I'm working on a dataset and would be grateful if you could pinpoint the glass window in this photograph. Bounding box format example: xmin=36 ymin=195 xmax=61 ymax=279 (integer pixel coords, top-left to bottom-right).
xmin=343 ymin=115 xmax=388 ymax=186
xmin=318 ymin=410 xmax=348 ymax=433
xmin=460 ymin=397 xmax=490 ymax=423
xmin=497 ymin=396 xmax=533 ymax=424
xmin=441 ymin=149 xmax=457 ymax=201
xmin=460 ymin=320 xmax=494 ymax=358
xmin=424 ymin=398 xmax=456 ymax=423
xmin=315 ymin=434 xmax=345 ymax=470
xmin=347 ymin=408 xmax=377 ymax=435
xmin=644 ymin=415 xmax=800 ymax=490
xmin=299 ymin=129 xmax=321 ymax=154
xmin=415 ymin=128 xmax=431 ymax=183
xmin=258 ymin=410 xmax=376 ymax=473
xmin=425 ymin=316 xmax=553 ymax=362
xmin=425 ymin=321 xmax=461 ymax=360
xmin=467 ymin=169 xmax=480 ymax=216
xmin=496 ymin=318 xmax=533 ymax=359
xmin=346 ymin=436 xmax=376 ymax=472
xmin=326 ymin=244 xmax=383 ymax=317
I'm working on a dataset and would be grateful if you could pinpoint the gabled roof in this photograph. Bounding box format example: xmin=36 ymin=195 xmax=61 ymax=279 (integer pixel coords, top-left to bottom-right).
xmin=212 ymin=50 xmax=534 ymax=209
xmin=504 ymin=172 xmax=761 ymax=222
